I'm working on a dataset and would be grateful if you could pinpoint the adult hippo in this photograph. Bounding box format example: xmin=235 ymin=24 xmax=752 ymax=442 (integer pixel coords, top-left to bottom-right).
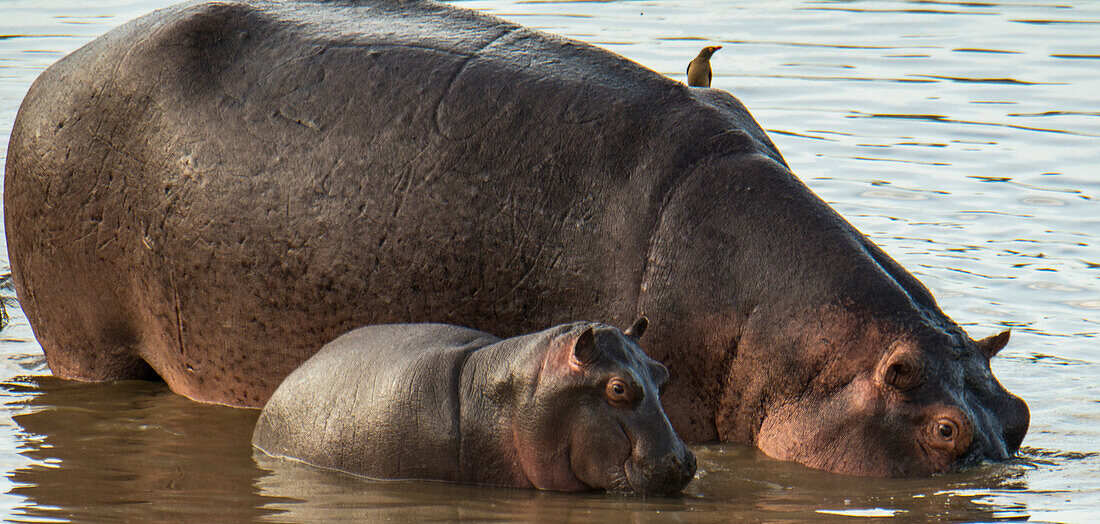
xmin=4 ymin=0 xmax=1028 ymax=476
xmin=253 ymin=319 xmax=696 ymax=494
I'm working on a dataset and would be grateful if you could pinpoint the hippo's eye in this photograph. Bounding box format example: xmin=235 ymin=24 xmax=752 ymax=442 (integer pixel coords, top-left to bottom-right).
xmin=605 ymin=378 xmax=631 ymax=407
xmin=934 ymin=418 xmax=958 ymax=442
xmin=925 ymin=412 xmax=973 ymax=453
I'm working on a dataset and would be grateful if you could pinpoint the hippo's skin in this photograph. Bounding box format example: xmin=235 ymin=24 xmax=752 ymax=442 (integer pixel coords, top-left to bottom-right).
xmin=4 ymin=0 xmax=1028 ymax=476
xmin=253 ymin=320 xmax=696 ymax=494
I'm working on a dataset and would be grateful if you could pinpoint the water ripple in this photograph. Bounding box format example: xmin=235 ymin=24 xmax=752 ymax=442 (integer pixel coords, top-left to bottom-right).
xmin=909 ymin=74 xmax=1057 ymax=85
xmin=847 ymin=111 xmax=1100 ymax=137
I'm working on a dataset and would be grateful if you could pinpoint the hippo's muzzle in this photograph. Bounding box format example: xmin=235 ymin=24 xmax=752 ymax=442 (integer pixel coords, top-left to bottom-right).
xmin=624 ymin=449 xmax=697 ymax=496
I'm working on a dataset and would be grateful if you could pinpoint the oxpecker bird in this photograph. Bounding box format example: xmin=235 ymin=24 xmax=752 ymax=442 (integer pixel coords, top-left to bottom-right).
xmin=686 ymin=45 xmax=722 ymax=87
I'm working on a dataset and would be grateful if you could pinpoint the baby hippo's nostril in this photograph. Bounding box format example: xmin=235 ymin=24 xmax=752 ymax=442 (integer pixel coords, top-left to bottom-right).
xmin=684 ymin=450 xmax=697 ymax=476
xmin=630 ymin=449 xmax=697 ymax=495
xmin=672 ymin=449 xmax=697 ymax=488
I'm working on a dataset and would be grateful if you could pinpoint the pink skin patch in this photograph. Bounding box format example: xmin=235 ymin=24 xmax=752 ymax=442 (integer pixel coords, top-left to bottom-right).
xmin=512 ymin=433 xmax=589 ymax=492
xmin=568 ymin=353 xmax=587 ymax=372
xmin=510 ymin=330 xmax=594 ymax=492
xmin=536 ymin=331 xmax=585 ymax=388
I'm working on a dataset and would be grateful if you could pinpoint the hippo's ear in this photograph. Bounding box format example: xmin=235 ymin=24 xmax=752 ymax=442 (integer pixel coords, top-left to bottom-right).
xmin=624 ymin=316 xmax=648 ymax=340
xmin=571 ymin=327 xmax=599 ymax=366
xmin=976 ymin=329 xmax=1011 ymax=359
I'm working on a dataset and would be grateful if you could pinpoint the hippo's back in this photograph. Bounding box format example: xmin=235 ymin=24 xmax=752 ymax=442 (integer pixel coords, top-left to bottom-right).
xmin=253 ymin=323 xmax=499 ymax=479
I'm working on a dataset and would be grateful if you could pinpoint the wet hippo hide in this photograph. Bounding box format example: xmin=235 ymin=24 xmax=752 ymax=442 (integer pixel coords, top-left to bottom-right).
xmin=4 ymin=0 xmax=1028 ymax=476
xmin=253 ymin=321 xmax=696 ymax=494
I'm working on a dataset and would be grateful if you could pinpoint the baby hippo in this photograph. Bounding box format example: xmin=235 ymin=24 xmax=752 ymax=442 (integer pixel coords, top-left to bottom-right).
xmin=252 ymin=318 xmax=695 ymax=495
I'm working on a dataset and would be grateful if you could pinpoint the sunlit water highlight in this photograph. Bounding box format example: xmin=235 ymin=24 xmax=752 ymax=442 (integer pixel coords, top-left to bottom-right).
xmin=0 ymin=0 xmax=1096 ymax=521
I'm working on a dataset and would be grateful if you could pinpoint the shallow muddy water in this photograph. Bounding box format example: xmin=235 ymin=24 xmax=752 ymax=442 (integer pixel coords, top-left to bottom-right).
xmin=0 ymin=0 xmax=1097 ymax=522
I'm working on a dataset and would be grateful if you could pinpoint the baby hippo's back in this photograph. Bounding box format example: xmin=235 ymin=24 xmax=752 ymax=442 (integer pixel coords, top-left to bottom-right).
xmin=252 ymin=324 xmax=500 ymax=481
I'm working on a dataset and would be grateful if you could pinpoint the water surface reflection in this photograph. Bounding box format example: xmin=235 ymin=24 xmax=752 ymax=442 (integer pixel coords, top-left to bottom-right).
xmin=5 ymin=377 xmax=1036 ymax=522
xmin=6 ymin=377 xmax=276 ymax=521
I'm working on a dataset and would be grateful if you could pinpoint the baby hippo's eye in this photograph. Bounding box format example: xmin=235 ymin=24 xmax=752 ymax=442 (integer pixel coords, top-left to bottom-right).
xmin=605 ymin=378 xmax=631 ymax=407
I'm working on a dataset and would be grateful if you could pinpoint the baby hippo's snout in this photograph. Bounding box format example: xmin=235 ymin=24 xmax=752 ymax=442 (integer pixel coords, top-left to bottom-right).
xmin=626 ymin=446 xmax=697 ymax=496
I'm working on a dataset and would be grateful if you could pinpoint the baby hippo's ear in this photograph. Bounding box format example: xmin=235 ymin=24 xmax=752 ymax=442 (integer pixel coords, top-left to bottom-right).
xmin=571 ymin=327 xmax=599 ymax=366
xmin=624 ymin=316 xmax=648 ymax=340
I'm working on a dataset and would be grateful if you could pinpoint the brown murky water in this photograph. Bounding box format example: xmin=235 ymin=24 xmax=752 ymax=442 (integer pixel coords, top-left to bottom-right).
xmin=1 ymin=0 xmax=1097 ymax=522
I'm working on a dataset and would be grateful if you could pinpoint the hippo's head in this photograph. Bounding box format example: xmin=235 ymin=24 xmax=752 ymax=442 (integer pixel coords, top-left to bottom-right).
xmin=512 ymin=318 xmax=696 ymax=495
xmin=755 ymin=312 xmax=1030 ymax=477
